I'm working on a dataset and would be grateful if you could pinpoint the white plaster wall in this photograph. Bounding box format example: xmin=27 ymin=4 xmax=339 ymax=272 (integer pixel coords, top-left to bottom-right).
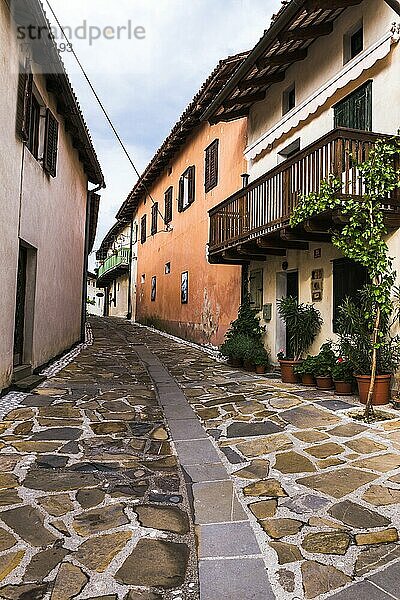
xmin=0 ymin=0 xmax=90 ymax=388
xmin=87 ymin=277 xmax=104 ymax=316
xmin=248 ymin=0 xmax=400 ymax=179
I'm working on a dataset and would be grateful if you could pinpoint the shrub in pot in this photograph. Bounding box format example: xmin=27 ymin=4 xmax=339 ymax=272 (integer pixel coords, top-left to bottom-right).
xmin=332 ymin=358 xmax=355 ymax=396
xmin=253 ymin=345 xmax=270 ymax=375
xmin=277 ymin=296 xmax=323 ymax=384
xmin=220 ymin=336 xmax=243 ymax=367
xmin=294 ymin=356 xmax=317 ymax=386
xmin=337 ymin=292 xmax=400 ymax=406
xmin=312 ymin=342 xmax=336 ymax=390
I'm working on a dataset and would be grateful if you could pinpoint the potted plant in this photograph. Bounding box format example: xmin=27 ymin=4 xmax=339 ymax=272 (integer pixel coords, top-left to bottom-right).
xmin=241 ymin=336 xmax=258 ymax=372
xmin=332 ymin=357 xmax=355 ymax=396
xmin=220 ymin=335 xmax=243 ymax=367
xmin=312 ymin=342 xmax=336 ymax=390
xmin=337 ymin=293 xmax=400 ymax=405
xmin=253 ymin=345 xmax=270 ymax=375
xmin=277 ymin=296 xmax=323 ymax=383
xmin=294 ymin=355 xmax=317 ymax=386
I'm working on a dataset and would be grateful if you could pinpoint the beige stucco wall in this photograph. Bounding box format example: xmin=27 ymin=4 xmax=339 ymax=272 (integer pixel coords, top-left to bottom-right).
xmin=244 ymin=0 xmax=400 ymax=363
xmin=0 ymin=0 xmax=90 ymax=389
xmin=105 ymin=222 xmax=137 ymax=320
xmin=87 ymin=276 xmax=104 ymax=316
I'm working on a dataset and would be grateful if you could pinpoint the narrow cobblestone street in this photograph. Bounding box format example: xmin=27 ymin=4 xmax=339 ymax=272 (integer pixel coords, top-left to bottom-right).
xmin=1 ymin=317 xmax=400 ymax=599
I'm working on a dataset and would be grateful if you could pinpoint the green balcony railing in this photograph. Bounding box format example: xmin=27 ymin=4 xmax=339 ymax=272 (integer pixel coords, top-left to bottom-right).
xmin=97 ymin=247 xmax=130 ymax=282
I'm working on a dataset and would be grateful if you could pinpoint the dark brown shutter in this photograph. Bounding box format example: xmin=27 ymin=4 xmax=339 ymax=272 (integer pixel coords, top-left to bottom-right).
xmin=205 ymin=140 xmax=218 ymax=192
xmin=188 ymin=166 xmax=195 ymax=204
xmin=151 ymin=202 xmax=158 ymax=235
xmin=16 ymin=66 xmax=33 ymax=141
xmin=164 ymin=187 xmax=173 ymax=224
xmin=141 ymin=214 xmax=147 ymax=243
xmin=178 ymin=177 xmax=184 ymax=212
xmin=43 ymin=109 xmax=59 ymax=177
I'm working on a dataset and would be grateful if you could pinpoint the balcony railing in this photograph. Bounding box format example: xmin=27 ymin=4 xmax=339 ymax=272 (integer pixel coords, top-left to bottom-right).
xmin=97 ymin=247 xmax=130 ymax=284
xmin=209 ymin=128 xmax=399 ymax=255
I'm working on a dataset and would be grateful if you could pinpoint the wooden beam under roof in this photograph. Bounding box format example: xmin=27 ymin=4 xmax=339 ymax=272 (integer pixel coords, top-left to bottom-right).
xmin=278 ymin=22 xmax=333 ymax=42
xmin=237 ymin=244 xmax=286 ymax=257
xmin=238 ymin=72 xmax=285 ymax=91
xmin=257 ymin=237 xmax=309 ymax=251
xmin=281 ymin=229 xmax=332 ymax=243
xmin=257 ymin=48 xmax=308 ymax=69
xmin=305 ymin=0 xmax=361 ymax=10
xmin=223 ymin=91 xmax=266 ymax=109
xmin=209 ymin=107 xmax=249 ymax=125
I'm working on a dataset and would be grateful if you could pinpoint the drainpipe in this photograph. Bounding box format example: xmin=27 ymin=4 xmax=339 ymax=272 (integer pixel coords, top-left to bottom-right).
xmin=80 ymin=182 xmax=104 ymax=342
xmin=384 ymin=0 xmax=400 ymax=16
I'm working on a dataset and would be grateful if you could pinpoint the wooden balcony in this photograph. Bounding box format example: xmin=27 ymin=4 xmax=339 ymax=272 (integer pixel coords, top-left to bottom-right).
xmin=97 ymin=247 xmax=130 ymax=287
xmin=209 ymin=128 xmax=400 ymax=263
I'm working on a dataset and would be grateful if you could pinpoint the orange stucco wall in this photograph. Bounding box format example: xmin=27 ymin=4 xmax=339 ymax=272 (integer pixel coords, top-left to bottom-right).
xmin=135 ymin=119 xmax=247 ymax=346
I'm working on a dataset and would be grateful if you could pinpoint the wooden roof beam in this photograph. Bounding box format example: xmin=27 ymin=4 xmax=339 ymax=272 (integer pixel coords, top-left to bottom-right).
xmin=238 ymin=72 xmax=285 ymax=91
xmin=209 ymin=108 xmax=249 ymax=125
xmin=223 ymin=91 xmax=266 ymax=109
xmin=278 ymin=22 xmax=333 ymax=42
xmin=257 ymin=237 xmax=309 ymax=251
xmin=258 ymin=48 xmax=308 ymax=69
xmin=305 ymin=0 xmax=361 ymax=10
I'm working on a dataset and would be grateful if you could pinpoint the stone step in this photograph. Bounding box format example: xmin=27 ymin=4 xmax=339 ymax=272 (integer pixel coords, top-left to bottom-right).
xmin=12 ymin=374 xmax=46 ymax=392
xmin=12 ymin=364 xmax=32 ymax=382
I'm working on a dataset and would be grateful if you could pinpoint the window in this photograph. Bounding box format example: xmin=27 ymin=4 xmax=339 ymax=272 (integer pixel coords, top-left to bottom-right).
xmin=333 ymin=258 xmax=368 ymax=331
xmin=283 ymin=83 xmax=295 ymax=115
xmin=151 ymin=202 xmax=158 ymax=235
xmin=140 ymin=214 xmax=147 ymax=244
xmin=165 ymin=262 xmax=171 ymax=274
xmin=249 ymin=269 xmax=263 ymax=312
xmin=178 ymin=166 xmax=195 ymax=212
xmin=334 ymin=81 xmax=372 ymax=132
xmin=181 ymin=271 xmax=188 ymax=304
xmin=164 ymin=187 xmax=173 ymax=225
xmin=205 ymin=139 xmax=219 ymax=192
xmin=278 ymin=138 xmax=300 ymax=161
xmin=141 ymin=274 xmax=146 ymax=284
xmin=43 ymin=109 xmax=59 ymax=177
xmin=344 ymin=24 xmax=363 ymax=63
xmin=151 ymin=276 xmax=156 ymax=301
xmin=27 ymin=95 xmax=40 ymax=158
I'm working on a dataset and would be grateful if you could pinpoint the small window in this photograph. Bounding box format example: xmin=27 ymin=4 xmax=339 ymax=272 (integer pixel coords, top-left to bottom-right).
xmin=181 ymin=271 xmax=188 ymax=304
xmin=283 ymin=84 xmax=295 ymax=116
xmin=164 ymin=187 xmax=173 ymax=225
xmin=165 ymin=262 xmax=171 ymax=274
xmin=205 ymin=139 xmax=219 ymax=192
xmin=278 ymin=138 xmax=300 ymax=160
xmin=140 ymin=214 xmax=147 ymax=244
xmin=141 ymin=274 xmax=146 ymax=284
xmin=151 ymin=202 xmax=158 ymax=235
xmin=151 ymin=276 xmax=156 ymax=301
xmin=250 ymin=269 xmax=263 ymax=312
xmin=178 ymin=166 xmax=195 ymax=212
xmin=333 ymin=258 xmax=368 ymax=331
xmin=344 ymin=23 xmax=363 ymax=63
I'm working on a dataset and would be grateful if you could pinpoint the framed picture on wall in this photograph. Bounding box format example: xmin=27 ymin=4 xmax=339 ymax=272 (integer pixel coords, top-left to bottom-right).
xmin=151 ymin=276 xmax=156 ymax=301
xmin=181 ymin=271 xmax=188 ymax=304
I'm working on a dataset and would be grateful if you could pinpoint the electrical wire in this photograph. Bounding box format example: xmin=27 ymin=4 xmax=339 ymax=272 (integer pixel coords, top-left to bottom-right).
xmin=43 ymin=0 xmax=168 ymax=227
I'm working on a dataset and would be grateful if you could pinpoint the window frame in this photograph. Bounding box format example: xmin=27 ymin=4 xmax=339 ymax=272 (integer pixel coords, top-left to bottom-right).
xmin=151 ymin=276 xmax=157 ymax=301
xmin=181 ymin=271 xmax=189 ymax=304
xmin=205 ymin=139 xmax=219 ymax=193
xmin=164 ymin=186 xmax=173 ymax=225
xmin=151 ymin=202 xmax=158 ymax=235
xmin=282 ymin=83 xmax=295 ymax=116
xmin=178 ymin=166 xmax=195 ymax=212
xmin=140 ymin=214 xmax=147 ymax=244
xmin=343 ymin=21 xmax=363 ymax=64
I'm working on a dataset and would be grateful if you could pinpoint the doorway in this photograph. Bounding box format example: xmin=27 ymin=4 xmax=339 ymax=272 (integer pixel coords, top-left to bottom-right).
xmin=13 ymin=245 xmax=28 ymax=366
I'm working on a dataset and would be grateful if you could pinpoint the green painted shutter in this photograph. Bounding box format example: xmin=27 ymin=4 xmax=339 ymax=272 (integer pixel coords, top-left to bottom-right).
xmin=334 ymin=81 xmax=372 ymax=131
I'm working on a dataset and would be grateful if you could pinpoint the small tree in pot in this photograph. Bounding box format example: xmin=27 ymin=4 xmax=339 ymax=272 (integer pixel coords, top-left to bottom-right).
xmin=277 ymin=296 xmax=323 ymax=383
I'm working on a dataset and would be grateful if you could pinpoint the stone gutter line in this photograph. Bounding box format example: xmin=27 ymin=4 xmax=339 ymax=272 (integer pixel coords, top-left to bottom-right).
xmin=131 ymin=341 xmax=276 ymax=600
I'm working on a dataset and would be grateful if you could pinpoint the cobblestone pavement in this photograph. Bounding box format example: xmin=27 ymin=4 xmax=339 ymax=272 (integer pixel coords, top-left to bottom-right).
xmin=0 ymin=318 xmax=198 ymax=600
xmin=128 ymin=321 xmax=400 ymax=600
xmin=1 ymin=318 xmax=400 ymax=600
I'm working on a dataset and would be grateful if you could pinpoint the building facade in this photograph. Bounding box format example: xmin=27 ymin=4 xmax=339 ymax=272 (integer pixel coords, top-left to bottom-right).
xmin=113 ymin=55 xmax=248 ymax=347
xmin=87 ymin=272 xmax=104 ymax=317
xmin=0 ymin=0 xmax=103 ymax=390
xmin=204 ymin=0 xmax=400 ymax=361
xmin=96 ymin=220 xmax=139 ymax=320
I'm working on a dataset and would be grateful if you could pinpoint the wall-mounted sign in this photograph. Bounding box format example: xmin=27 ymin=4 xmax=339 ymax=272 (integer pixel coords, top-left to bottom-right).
xmin=311 ymin=268 xmax=323 ymax=302
xmin=263 ymin=303 xmax=272 ymax=321
xmin=314 ymin=248 xmax=322 ymax=259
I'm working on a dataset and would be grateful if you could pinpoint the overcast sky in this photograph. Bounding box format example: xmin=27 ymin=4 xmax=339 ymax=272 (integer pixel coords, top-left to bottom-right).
xmin=44 ymin=0 xmax=282 ymax=266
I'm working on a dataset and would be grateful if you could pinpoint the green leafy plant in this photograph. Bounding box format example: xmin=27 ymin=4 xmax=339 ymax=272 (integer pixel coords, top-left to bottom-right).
xmin=332 ymin=358 xmax=355 ymax=384
xmin=312 ymin=342 xmax=336 ymax=377
xmin=252 ymin=345 xmax=269 ymax=367
xmin=294 ymin=355 xmax=317 ymax=376
xmin=220 ymin=295 xmax=266 ymax=363
xmin=276 ymin=296 xmax=323 ymax=361
xmin=290 ymin=135 xmax=400 ymax=420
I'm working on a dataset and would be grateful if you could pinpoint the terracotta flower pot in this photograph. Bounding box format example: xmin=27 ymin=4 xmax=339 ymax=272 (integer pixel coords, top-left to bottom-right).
xmin=301 ymin=374 xmax=316 ymax=387
xmin=334 ymin=381 xmax=353 ymax=396
xmin=255 ymin=365 xmax=267 ymax=374
xmin=279 ymin=360 xmax=302 ymax=384
xmin=228 ymin=357 xmax=242 ymax=368
xmin=243 ymin=360 xmax=255 ymax=372
xmin=316 ymin=375 xmax=334 ymax=390
xmin=356 ymin=374 xmax=392 ymax=406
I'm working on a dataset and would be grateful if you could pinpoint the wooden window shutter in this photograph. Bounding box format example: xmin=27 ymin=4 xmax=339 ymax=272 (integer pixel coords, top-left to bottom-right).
xmin=188 ymin=166 xmax=195 ymax=204
xmin=43 ymin=109 xmax=59 ymax=177
xmin=178 ymin=177 xmax=184 ymax=212
xmin=16 ymin=66 xmax=33 ymax=141
xmin=164 ymin=187 xmax=173 ymax=224
xmin=151 ymin=202 xmax=158 ymax=235
xmin=141 ymin=214 xmax=147 ymax=243
xmin=205 ymin=140 xmax=219 ymax=192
